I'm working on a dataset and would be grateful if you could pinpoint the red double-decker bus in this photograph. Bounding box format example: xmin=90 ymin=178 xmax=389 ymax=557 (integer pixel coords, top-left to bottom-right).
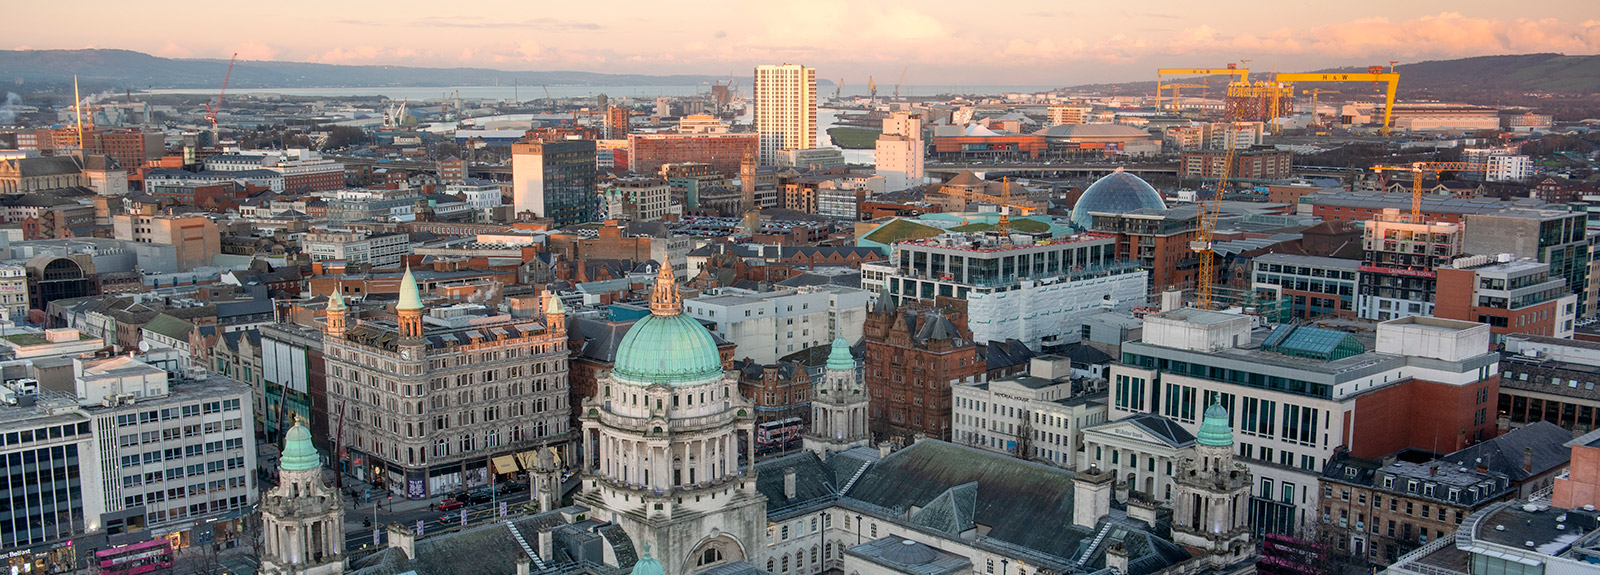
xmin=96 ymin=539 xmax=174 ymax=575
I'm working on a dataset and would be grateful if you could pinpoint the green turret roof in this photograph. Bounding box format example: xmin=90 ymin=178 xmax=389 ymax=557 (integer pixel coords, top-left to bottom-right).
xmin=630 ymin=543 xmax=663 ymax=575
xmin=280 ymin=419 xmax=322 ymax=471
xmin=1197 ymin=404 xmax=1233 ymax=447
xmin=397 ymin=265 xmax=423 ymax=310
xmin=827 ymin=338 xmax=854 ymax=371
xmin=326 ymin=288 xmax=345 ymax=312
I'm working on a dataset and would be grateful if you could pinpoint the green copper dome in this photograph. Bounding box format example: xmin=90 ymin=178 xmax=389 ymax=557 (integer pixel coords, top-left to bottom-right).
xmin=630 ymin=543 xmax=663 ymax=575
xmin=613 ymin=313 xmax=724 ymax=385
xmin=280 ymin=420 xmax=322 ymax=471
xmin=827 ymin=338 xmax=854 ymax=371
xmin=1197 ymin=404 xmax=1234 ymax=447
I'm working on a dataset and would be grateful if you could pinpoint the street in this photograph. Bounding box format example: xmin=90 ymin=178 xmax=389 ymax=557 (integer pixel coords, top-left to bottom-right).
xmin=341 ymin=496 xmax=526 ymax=554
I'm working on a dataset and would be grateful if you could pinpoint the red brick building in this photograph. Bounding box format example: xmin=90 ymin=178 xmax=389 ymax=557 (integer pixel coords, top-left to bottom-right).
xmin=864 ymin=297 xmax=984 ymax=443
xmin=1433 ymin=256 xmax=1577 ymax=344
xmin=629 ymin=133 xmax=758 ymax=176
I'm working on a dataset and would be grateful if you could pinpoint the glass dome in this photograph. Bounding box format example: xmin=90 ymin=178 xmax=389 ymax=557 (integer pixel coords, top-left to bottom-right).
xmin=1069 ymin=169 xmax=1167 ymax=229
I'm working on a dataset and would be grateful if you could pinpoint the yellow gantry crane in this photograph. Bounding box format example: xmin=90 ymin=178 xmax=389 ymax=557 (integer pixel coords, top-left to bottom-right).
xmin=1157 ymin=83 xmax=1208 ymax=113
xmin=1274 ymin=67 xmax=1400 ymax=134
xmin=1156 ymin=65 xmax=1249 ymax=114
xmin=1369 ymin=162 xmax=1485 ymax=220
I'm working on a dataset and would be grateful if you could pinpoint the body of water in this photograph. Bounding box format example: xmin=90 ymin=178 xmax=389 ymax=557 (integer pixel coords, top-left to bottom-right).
xmin=148 ymin=84 xmax=1060 ymax=101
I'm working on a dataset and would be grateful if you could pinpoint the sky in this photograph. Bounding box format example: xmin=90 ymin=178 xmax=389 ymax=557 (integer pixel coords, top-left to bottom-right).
xmin=9 ymin=0 xmax=1600 ymax=85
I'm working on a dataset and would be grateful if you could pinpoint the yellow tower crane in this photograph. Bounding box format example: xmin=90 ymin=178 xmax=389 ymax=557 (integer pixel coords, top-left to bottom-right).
xmin=1369 ymin=162 xmax=1485 ymax=220
xmin=1190 ymin=87 xmax=1248 ymax=309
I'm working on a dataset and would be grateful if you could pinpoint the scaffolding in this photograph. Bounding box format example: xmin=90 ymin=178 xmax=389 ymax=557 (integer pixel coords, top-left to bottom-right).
xmin=1224 ymin=81 xmax=1295 ymax=128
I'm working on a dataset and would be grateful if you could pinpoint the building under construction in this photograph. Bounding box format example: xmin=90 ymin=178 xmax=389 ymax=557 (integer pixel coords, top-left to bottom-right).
xmin=1225 ymin=81 xmax=1295 ymax=123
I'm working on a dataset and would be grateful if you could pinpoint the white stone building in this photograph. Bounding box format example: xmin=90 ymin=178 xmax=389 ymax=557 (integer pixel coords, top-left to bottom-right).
xmin=952 ymin=355 xmax=1108 ymax=468
xmin=685 ymin=285 xmax=869 ymax=365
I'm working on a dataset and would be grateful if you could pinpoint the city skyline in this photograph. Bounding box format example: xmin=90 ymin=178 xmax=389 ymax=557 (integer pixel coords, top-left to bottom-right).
xmin=8 ymin=0 xmax=1599 ymax=84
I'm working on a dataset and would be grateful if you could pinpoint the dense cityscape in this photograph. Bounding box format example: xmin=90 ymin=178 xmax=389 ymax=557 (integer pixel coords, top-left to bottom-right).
xmin=3 ymin=7 xmax=1600 ymax=575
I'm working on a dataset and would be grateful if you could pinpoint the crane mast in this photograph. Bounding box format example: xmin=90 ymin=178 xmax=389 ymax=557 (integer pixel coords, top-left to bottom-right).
xmin=1193 ymin=109 xmax=1240 ymax=310
xmin=204 ymin=53 xmax=238 ymax=137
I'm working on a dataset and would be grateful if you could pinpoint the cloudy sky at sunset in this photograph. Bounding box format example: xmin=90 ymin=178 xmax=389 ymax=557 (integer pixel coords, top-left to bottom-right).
xmin=10 ymin=0 xmax=1600 ymax=84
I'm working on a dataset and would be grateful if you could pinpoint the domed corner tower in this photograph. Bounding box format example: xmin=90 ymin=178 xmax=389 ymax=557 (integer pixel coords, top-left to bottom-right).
xmin=1069 ymin=167 xmax=1167 ymax=230
xmin=260 ymin=418 xmax=345 ymax=575
xmin=576 ymin=263 xmax=766 ymax=575
xmin=1172 ymin=404 xmax=1253 ymax=569
xmin=802 ymin=337 xmax=870 ymax=458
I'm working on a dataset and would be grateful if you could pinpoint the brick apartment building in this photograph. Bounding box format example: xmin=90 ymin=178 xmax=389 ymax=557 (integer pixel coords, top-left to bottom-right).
xmin=629 ymin=133 xmax=758 ymax=176
xmin=863 ymin=296 xmax=984 ymax=443
xmin=1180 ymin=149 xmax=1292 ymax=180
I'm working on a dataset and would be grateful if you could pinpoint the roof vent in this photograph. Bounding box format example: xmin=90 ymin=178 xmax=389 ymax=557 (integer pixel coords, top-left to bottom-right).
xmin=1496 ymin=525 xmax=1506 ymax=531
xmin=1526 ymin=541 xmax=1536 ymax=548
xmin=1587 ymin=505 xmax=1596 ymax=512
xmin=1558 ymin=524 xmax=1567 ymax=530
xmin=1559 ymin=514 xmax=1568 ymax=522
xmin=1524 ymin=504 xmax=1540 ymax=512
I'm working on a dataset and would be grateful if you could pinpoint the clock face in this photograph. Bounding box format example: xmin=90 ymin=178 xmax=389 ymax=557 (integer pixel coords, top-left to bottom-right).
xmin=401 ymin=350 xmax=411 ymax=359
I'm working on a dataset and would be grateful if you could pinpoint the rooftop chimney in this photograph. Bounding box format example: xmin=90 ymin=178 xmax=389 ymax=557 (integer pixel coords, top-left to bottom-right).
xmin=1524 ymin=447 xmax=1534 ymax=473
xmin=1073 ymin=465 xmax=1115 ymax=529
xmin=783 ymin=467 xmax=797 ymax=500
xmin=538 ymin=529 xmax=553 ymax=562
xmin=516 ymin=556 xmax=530 ymax=575
xmin=386 ymin=523 xmax=415 ymax=560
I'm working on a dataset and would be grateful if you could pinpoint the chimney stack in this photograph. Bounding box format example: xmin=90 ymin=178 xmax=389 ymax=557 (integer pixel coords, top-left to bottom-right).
xmin=516 ymin=556 xmax=530 ymax=575
xmin=1073 ymin=465 xmax=1115 ymax=529
xmin=1524 ymin=447 xmax=1534 ymax=473
xmin=538 ymin=529 xmax=553 ymax=561
xmin=1106 ymin=543 xmax=1129 ymax=574
xmin=386 ymin=523 xmax=416 ymax=560
xmin=783 ymin=467 xmax=797 ymax=500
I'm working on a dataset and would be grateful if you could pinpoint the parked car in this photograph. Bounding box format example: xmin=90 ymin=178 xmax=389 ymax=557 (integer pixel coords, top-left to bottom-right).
xmin=435 ymin=499 xmax=465 ymax=511
xmin=465 ymin=492 xmax=493 ymax=505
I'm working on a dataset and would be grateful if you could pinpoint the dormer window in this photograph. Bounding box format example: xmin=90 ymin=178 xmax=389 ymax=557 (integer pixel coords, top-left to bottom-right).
xmin=1383 ymin=476 xmax=1394 ymax=489
xmin=1407 ymin=479 xmax=1418 ymax=493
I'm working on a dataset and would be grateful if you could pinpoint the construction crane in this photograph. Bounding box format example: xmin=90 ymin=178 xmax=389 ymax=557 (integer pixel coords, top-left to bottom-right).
xmin=834 ymin=78 xmax=843 ymax=100
xmin=868 ymin=76 xmax=877 ymax=102
xmin=1190 ymin=90 xmax=1248 ymax=309
xmin=1157 ymin=83 xmax=1208 ymax=113
xmin=1156 ymin=64 xmax=1249 ymax=115
xmin=1274 ymin=67 xmax=1399 ymax=134
xmin=893 ymin=65 xmax=909 ymax=100
xmin=543 ymin=85 xmax=554 ymax=113
xmin=203 ymin=53 xmax=238 ymax=134
xmin=937 ymin=176 xmax=1039 ymax=234
xmin=1369 ymin=162 xmax=1484 ymax=220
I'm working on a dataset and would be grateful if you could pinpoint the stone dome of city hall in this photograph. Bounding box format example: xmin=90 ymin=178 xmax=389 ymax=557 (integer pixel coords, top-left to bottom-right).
xmin=1069 ymin=167 xmax=1167 ymax=229
xmin=611 ymin=264 xmax=725 ymax=386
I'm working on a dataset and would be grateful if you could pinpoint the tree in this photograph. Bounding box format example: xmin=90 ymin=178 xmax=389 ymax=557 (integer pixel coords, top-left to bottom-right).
xmin=323 ymin=125 xmax=369 ymax=149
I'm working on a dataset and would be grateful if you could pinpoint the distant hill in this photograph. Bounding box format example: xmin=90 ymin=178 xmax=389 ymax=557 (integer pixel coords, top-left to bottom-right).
xmin=1066 ymin=53 xmax=1600 ymax=96
xmin=0 ymin=49 xmax=729 ymax=91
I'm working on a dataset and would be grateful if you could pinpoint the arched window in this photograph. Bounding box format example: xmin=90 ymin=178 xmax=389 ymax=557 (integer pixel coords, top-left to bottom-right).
xmin=781 ymin=556 xmax=789 ymax=573
xmin=810 ymin=546 xmax=819 ymax=569
xmin=767 ymin=559 xmax=774 ymax=573
xmin=698 ymin=548 xmax=722 ymax=566
xmin=825 ymin=542 xmax=833 ymax=560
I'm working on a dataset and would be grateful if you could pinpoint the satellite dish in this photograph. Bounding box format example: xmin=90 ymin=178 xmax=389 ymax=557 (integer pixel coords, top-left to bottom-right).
xmin=138 ymin=341 xmax=151 ymax=352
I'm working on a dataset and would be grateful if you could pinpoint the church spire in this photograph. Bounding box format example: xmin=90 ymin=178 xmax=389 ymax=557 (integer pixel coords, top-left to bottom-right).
xmin=649 ymin=263 xmax=682 ymax=316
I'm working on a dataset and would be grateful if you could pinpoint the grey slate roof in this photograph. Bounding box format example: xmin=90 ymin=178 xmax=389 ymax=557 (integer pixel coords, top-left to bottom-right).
xmin=1441 ymin=421 xmax=1573 ymax=483
xmin=348 ymin=510 xmax=575 ymax=575
xmin=845 ymin=440 xmax=1087 ymax=559
xmin=1085 ymin=413 xmax=1197 ymax=448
